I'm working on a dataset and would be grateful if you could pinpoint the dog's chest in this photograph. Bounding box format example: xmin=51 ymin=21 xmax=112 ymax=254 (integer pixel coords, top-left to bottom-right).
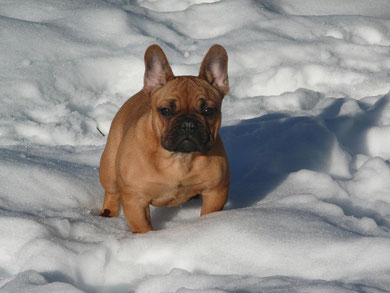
xmin=149 ymin=178 xmax=203 ymax=207
xmin=119 ymin=153 xmax=222 ymax=207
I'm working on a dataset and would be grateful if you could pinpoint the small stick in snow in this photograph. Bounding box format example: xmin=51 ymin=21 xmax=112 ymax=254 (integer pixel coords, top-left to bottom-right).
xmin=97 ymin=126 xmax=105 ymax=137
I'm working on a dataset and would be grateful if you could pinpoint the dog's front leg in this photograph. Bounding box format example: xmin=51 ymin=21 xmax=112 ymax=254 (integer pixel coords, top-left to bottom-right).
xmin=200 ymin=186 xmax=228 ymax=216
xmin=100 ymin=192 xmax=120 ymax=217
xmin=121 ymin=194 xmax=152 ymax=233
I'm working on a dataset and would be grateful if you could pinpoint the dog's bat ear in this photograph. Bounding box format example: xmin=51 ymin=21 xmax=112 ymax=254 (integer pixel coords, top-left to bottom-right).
xmin=199 ymin=45 xmax=229 ymax=96
xmin=144 ymin=45 xmax=174 ymax=94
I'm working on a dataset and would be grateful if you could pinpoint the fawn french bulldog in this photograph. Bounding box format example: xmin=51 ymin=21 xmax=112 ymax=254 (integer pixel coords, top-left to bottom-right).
xmin=99 ymin=44 xmax=230 ymax=233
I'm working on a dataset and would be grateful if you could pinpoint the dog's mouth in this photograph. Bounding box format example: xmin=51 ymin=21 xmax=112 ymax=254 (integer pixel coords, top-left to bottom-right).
xmin=176 ymin=135 xmax=208 ymax=153
xmin=162 ymin=134 xmax=212 ymax=153
xmin=161 ymin=117 xmax=213 ymax=153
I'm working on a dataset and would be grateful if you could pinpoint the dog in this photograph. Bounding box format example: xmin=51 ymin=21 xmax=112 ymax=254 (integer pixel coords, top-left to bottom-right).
xmin=99 ymin=44 xmax=230 ymax=233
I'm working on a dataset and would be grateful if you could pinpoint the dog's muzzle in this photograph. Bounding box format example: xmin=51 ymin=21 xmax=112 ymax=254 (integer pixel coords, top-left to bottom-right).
xmin=162 ymin=116 xmax=213 ymax=153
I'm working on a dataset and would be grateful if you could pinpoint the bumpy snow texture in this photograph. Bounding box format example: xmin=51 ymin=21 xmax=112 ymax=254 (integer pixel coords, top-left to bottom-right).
xmin=1 ymin=0 xmax=390 ymax=292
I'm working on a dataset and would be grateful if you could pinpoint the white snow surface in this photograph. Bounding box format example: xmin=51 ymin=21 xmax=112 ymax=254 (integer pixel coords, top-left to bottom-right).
xmin=1 ymin=0 xmax=390 ymax=292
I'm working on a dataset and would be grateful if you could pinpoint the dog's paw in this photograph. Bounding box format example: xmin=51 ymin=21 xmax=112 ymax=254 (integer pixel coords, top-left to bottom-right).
xmin=100 ymin=209 xmax=112 ymax=217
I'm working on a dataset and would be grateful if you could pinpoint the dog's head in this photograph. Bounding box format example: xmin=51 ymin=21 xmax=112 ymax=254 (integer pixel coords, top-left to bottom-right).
xmin=143 ymin=45 xmax=229 ymax=153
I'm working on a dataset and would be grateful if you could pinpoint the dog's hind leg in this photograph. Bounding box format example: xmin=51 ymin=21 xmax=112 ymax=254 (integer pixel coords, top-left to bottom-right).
xmin=100 ymin=192 xmax=120 ymax=217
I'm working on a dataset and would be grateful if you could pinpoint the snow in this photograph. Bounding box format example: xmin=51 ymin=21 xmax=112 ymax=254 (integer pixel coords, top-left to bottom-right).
xmin=1 ymin=0 xmax=390 ymax=292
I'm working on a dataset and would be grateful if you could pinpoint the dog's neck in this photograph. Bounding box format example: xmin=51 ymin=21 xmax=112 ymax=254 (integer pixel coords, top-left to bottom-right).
xmin=167 ymin=151 xmax=201 ymax=161
xmin=159 ymin=151 xmax=205 ymax=175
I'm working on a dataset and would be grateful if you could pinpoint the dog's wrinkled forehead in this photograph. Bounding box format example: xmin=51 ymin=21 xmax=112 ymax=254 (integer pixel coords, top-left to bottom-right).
xmin=152 ymin=76 xmax=222 ymax=108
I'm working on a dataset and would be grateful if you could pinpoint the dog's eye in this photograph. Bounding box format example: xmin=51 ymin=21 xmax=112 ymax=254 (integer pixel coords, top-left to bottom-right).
xmin=202 ymin=107 xmax=217 ymax=117
xmin=159 ymin=107 xmax=173 ymax=117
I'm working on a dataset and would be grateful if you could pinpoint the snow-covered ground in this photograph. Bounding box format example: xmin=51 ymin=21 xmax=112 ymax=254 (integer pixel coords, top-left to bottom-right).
xmin=1 ymin=0 xmax=390 ymax=292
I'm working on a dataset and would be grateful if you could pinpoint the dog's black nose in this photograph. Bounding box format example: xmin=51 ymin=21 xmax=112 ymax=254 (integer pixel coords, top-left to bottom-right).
xmin=181 ymin=120 xmax=197 ymax=132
